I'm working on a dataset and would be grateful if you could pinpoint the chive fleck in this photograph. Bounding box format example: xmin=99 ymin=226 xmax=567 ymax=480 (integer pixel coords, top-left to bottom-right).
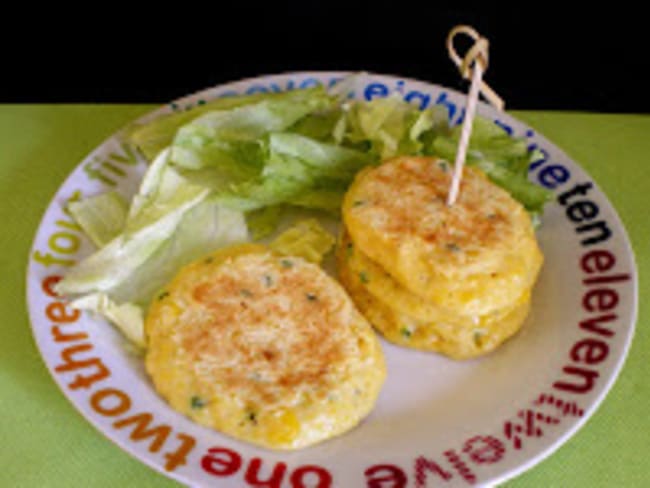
xmin=204 ymin=256 xmax=214 ymax=264
xmin=157 ymin=291 xmax=169 ymax=301
xmin=359 ymin=271 xmax=370 ymax=284
xmin=240 ymin=289 xmax=253 ymax=298
xmin=400 ymin=328 xmax=412 ymax=338
xmin=473 ymin=330 xmax=487 ymax=347
xmin=247 ymin=411 xmax=258 ymax=425
xmin=352 ymin=200 xmax=365 ymax=207
xmin=306 ymin=293 xmax=317 ymax=301
xmin=446 ymin=243 xmax=461 ymax=252
xmin=281 ymin=259 xmax=293 ymax=268
xmin=346 ymin=242 xmax=354 ymax=258
xmin=190 ymin=396 xmax=206 ymax=409
xmin=263 ymin=275 xmax=273 ymax=287
xmin=438 ymin=161 xmax=449 ymax=172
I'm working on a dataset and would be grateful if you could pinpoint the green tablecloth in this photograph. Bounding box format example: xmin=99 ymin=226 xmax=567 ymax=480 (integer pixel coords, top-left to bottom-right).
xmin=1 ymin=106 xmax=648 ymax=487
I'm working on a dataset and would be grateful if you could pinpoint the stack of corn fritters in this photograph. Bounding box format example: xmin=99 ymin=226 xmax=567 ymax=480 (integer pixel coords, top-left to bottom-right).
xmin=338 ymin=156 xmax=543 ymax=359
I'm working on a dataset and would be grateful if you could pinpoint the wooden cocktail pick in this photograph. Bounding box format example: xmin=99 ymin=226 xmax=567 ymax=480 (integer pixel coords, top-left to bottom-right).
xmin=446 ymin=25 xmax=504 ymax=206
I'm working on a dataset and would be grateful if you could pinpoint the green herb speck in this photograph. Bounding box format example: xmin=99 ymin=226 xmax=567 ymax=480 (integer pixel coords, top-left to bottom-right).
xmin=446 ymin=243 xmax=461 ymax=252
xmin=359 ymin=271 xmax=370 ymax=284
xmin=438 ymin=161 xmax=449 ymax=172
xmin=190 ymin=396 xmax=206 ymax=409
xmin=352 ymin=200 xmax=365 ymax=207
xmin=306 ymin=293 xmax=318 ymax=301
xmin=263 ymin=275 xmax=273 ymax=287
xmin=346 ymin=242 xmax=354 ymax=258
xmin=400 ymin=328 xmax=412 ymax=338
xmin=281 ymin=259 xmax=293 ymax=268
xmin=473 ymin=330 xmax=487 ymax=347
xmin=204 ymin=257 xmax=213 ymax=264
xmin=247 ymin=411 xmax=258 ymax=425
xmin=240 ymin=289 xmax=253 ymax=298
xmin=157 ymin=291 xmax=169 ymax=301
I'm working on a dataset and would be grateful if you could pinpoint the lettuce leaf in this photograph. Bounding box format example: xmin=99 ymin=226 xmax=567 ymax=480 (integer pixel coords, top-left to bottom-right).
xmin=269 ymin=219 xmax=335 ymax=264
xmin=71 ymin=293 xmax=145 ymax=349
xmin=67 ymin=190 xmax=128 ymax=247
xmin=59 ymin=197 xmax=247 ymax=347
xmin=55 ymin=148 xmax=248 ymax=347
xmin=125 ymin=149 xmax=210 ymax=235
xmin=126 ymin=86 xmax=332 ymax=161
xmin=341 ymin=94 xmax=448 ymax=159
xmin=55 ymin=150 xmax=210 ymax=295
xmin=108 ymin=197 xmax=248 ymax=305
xmin=169 ymin=88 xmax=334 ymax=171
xmin=288 ymin=188 xmax=344 ymax=214
xmin=245 ymin=205 xmax=285 ymax=241
xmin=288 ymin=108 xmax=343 ymax=142
xmin=205 ymin=133 xmax=374 ymax=212
xmin=54 ymin=192 xmax=207 ymax=295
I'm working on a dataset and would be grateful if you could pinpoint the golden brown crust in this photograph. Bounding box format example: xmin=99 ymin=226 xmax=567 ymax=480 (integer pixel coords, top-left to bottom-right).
xmin=145 ymin=244 xmax=385 ymax=449
xmin=181 ymin=253 xmax=347 ymax=404
xmin=342 ymin=156 xmax=542 ymax=313
xmin=351 ymin=157 xmax=510 ymax=252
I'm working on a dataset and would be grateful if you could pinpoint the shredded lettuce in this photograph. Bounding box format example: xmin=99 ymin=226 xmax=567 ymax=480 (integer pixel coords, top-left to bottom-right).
xmin=55 ymin=151 xmax=210 ymax=295
xmin=246 ymin=205 xmax=285 ymax=241
xmin=67 ymin=190 xmax=128 ymax=247
xmin=128 ymin=84 xmax=550 ymax=228
xmin=124 ymin=149 xmax=211 ymax=234
xmin=170 ymin=90 xmax=333 ymax=172
xmin=70 ymin=199 xmax=247 ymax=348
xmin=206 ymin=133 xmax=373 ymax=212
xmin=288 ymin=188 xmax=344 ymax=214
xmin=288 ymin=109 xmax=343 ymax=142
xmin=126 ymin=86 xmax=333 ymax=161
xmin=107 ymin=198 xmax=248 ymax=306
xmin=340 ymin=94 xmax=448 ymax=159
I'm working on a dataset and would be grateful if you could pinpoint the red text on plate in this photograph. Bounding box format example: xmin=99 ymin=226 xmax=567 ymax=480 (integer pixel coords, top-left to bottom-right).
xmin=201 ymin=446 xmax=332 ymax=487
xmin=553 ymin=249 xmax=630 ymax=394
xmin=42 ymin=274 xmax=197 ymax=472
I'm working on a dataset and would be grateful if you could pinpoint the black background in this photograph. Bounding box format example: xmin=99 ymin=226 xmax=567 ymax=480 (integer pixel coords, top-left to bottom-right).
xmin=4 ymin=3 xmax=646 ymax=112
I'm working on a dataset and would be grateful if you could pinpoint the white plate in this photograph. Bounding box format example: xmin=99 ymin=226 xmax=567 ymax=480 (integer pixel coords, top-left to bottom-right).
xmin=26 ymin=72 xmax=638 ymax=487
